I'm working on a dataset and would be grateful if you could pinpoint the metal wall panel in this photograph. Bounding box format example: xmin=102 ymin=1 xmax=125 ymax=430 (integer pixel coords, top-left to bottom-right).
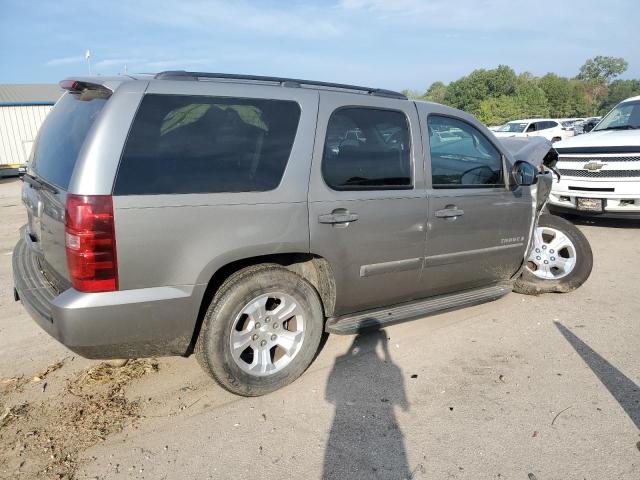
xmin=0 ymin=105 xmax=52 ymax=165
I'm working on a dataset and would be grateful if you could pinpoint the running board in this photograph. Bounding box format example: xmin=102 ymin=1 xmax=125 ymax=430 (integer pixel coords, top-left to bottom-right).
xmin=325 ymin=282 xmax=512 ymax=335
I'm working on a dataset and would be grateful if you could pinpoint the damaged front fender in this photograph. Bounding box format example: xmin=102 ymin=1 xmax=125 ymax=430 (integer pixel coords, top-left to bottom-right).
xmin=498 ymin=136 xmax=557 ymax=214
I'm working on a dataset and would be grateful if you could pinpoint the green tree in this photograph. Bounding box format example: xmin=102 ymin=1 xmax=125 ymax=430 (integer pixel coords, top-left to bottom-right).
xmin=477 ymin=96 xmax=521 ymax=125
xmin=407 ymin=56 xmax=634 ymax=122
xmin=514 ymin=81 xmax=549 ymax=118
xmin=577 ymin=56 xmax=628 ymax=83
xmin=444 ymin=65 xmax=519 ymax=114
xmin=400 ymin=89 xmax=425 ymax=100
xmin=568 ymin=81 xmax=596 ymax=116
xmin=423 ymin=81 xmax=447 ymax=104
xmin=538 ymin=73 xmax=572 ymax=117
xmin=576 ymin=56 xmax=628 ymax=104
xmin=538 ymin=74 xmax=594 ymax=117
xmin=599 ymin=79 xmax=640 ymax=113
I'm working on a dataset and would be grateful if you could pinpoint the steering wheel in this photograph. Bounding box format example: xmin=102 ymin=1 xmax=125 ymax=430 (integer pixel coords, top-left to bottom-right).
xmin=460 ymin=165 xmax=497 ymax=185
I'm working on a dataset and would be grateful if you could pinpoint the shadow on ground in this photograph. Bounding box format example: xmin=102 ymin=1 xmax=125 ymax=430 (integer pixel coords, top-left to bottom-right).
xmin=554 ymin=213 xmax=640 ymax=229
xmin=554 ymin=321 xmax=639 ymax=429
xmin=323 ymin=323 xmax=413 ymax=480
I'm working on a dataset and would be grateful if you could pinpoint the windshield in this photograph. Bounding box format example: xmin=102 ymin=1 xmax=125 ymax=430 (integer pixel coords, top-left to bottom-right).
xmin=498 ymin=122 xmax=527 ymax=133
xmin=31 ymin=90 xmax=109 ymax=189
xmin=594 ymin=100 xmax=640 ymax=131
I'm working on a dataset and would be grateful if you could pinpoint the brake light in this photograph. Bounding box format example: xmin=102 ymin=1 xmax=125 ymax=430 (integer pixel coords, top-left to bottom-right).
xmin=59 ymin=79 xmax=80 ymax=91
xmin=65 ymin=194 xmax=118 ymax=292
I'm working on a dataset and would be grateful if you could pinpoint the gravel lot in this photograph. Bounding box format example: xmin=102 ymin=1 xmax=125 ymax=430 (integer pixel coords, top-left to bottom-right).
xmin=0 ymin=176 xmax=638 ymax=479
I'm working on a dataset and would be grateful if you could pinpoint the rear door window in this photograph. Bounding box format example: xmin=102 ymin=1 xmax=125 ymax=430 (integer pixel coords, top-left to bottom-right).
xmin=321 ymin=107 xmax=411 ymax=190
xmin=32 ymin=90 xmax=109 ymax=189
xmin=114 ymin=95 xmax=301 ymax=195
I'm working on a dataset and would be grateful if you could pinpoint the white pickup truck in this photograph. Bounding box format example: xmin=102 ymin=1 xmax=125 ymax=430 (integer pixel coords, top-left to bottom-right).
xmin=548 ymin=95 xmax=640 ymax=219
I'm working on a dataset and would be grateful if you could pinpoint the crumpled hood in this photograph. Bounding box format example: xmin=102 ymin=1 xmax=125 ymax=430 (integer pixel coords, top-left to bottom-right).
xmin=497 ymin=136 xmax=554 ymax=168
xmin=555 ymin=129 xmax=640 ymax=150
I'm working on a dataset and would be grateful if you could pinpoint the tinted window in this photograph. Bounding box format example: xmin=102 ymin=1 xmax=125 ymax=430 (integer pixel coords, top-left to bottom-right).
xmin=322 ymin=107 xmax=411 ymax=190
xmin=115 ymin=95 xmax=301 ymax=195
xmin=32 ymin=91 xmax=109 ymax=189
xmin=428 ymin=115 xmax=504 ymax=188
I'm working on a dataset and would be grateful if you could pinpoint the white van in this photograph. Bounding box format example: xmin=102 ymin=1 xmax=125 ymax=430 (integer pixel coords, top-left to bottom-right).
xmin=493 ymin=119 xmax=567 ymax=142
xmin=548 ymin=96 xmax=640 ymax=218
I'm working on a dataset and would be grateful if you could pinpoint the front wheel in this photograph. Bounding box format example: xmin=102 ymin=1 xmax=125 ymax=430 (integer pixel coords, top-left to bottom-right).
xmin=195 ymin=265 xmax=324 ymax=396
xmin=514 ymin=213 xmax=593 ymax=295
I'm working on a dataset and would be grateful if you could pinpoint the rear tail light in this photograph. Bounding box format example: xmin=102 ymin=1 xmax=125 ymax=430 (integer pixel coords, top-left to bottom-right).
xmin=64 ymin=194 xmax=118 ymax=292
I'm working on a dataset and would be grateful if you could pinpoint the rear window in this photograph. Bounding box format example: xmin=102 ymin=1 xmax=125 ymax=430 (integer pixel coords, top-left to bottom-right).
xmin=32 ymin=91 xmax=108 ymax=189
xmin=114 ymin=95 xmax=301 ymax=195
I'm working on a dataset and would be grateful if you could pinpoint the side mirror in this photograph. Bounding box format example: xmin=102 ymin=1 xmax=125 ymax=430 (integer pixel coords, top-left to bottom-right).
xmin=511 ymin=161 xmax=538 ymax=186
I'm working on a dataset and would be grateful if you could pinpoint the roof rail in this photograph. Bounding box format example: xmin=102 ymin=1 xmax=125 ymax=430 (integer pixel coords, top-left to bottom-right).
xmin=153 ymin=71 xmax=407 ymax=100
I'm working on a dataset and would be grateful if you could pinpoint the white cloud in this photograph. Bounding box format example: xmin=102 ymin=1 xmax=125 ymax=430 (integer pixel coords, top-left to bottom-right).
xmin=143 ymin=58 xmax=212 ymax=69
xmin=93 ymin=58 xmax=143 ymax=69
xmin=119 ymin=1 xmax=343 ymax=40
xmin=337 ymin=0 xmax=614 ymax=31
xmin=45 ymin=55 xmax=84 ymax=66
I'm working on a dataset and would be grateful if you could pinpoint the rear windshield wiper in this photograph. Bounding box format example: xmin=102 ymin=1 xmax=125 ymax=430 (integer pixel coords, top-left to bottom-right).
xmin=23 ymin=173 xmax=59 ymax=194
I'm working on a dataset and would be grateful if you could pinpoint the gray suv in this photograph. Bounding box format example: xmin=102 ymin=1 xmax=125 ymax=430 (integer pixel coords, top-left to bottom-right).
xmin=12 ymin=72 xmax=593 ymax=396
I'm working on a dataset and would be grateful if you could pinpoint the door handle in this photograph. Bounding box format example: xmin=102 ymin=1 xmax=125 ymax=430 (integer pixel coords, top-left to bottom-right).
xmin=318 ymin=211 xmax=359 ymax=224
xmin=435 ymin=208 xmax=464 ymax=219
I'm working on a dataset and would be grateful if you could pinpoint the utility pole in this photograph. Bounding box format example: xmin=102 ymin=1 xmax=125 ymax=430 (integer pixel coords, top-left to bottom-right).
xmin=85 ymin=49 xmax=92 ymax=75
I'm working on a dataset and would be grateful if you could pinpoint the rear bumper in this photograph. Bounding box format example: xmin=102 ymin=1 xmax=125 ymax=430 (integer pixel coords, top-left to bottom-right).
xmin=12 ymin=237 xmax=203 ymax=359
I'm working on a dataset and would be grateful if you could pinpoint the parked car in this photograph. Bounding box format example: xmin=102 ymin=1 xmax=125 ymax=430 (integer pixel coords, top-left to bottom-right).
xmin=548 ymin=96 xmax=640 ymax=218
xmin=13 ymin=72 xmax=593 ymax=396
xmin=573 ymin=116 xmax=602 ymax=135
xmin=493 ymin=119 xmax=567 ymax=142
xmin=558 ymin=118 xmax=584 ymax=138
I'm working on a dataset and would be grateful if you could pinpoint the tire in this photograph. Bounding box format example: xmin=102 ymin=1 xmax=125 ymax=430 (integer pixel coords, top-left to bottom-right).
xmin=552 ymin=136 xmax=562 ymax=143
xmin=195 ymin=265 xmax=324 ymax=396
xmin=514 ymin=213 xmax=592 ymax=295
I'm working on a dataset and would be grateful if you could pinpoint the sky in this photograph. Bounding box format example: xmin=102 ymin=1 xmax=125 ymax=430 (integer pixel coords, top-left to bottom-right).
xmin=1 ymin=0 xmax=639 ymax=91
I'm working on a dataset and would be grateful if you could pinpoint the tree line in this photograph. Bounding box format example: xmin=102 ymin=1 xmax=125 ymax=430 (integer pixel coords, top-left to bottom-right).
xmin=404 ymin=56 xmax=640 ymax=125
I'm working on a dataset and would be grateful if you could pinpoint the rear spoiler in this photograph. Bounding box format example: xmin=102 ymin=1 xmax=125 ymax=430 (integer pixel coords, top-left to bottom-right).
xmin=59 ymin=79 xmax=112 ymax=101
xmin=58 ymin=74 xmax=147 ymax=95
xmin=498 ymin=136 xmax=558 ymax=169
xmin=60 ymin=79 xmax=113 ymax=93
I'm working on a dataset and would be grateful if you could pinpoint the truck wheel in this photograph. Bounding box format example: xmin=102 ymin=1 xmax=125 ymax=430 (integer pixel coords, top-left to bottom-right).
xmin=514 ymin=213 xmax=592 ymax=295
xmin=195 ymin=265 xmax=324 ymax=396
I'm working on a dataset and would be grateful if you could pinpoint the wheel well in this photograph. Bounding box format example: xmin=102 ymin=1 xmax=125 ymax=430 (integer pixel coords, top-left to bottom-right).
xmin=185 ymin=253 xmax=336 ymax=356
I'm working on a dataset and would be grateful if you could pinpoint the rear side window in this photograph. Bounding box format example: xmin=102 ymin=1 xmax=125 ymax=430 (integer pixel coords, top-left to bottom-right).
xmin=322 ymin=107 xmax=411 ymax=190
xmin=32 ymin=91 xmax=109 ymax=189
xmin=428 ymin=115 xmax=504 ymax=188
xmin=114 ymin=95 xmax=301 ymax=195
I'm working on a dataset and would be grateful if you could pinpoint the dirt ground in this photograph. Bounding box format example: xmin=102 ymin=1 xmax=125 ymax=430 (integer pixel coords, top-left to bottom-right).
xmin=0 ymin=176 xmax=638 ymax=480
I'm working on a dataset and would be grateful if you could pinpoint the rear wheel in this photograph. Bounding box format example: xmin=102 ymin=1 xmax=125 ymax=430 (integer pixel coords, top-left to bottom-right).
xmin=514 ymin=213 xmax=592 ymax=295
xmin=195 ymin=265 xmax=324 ymax=396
